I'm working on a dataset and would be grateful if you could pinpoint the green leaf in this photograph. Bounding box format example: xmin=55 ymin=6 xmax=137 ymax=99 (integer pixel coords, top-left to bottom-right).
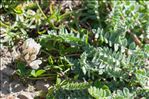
xmin=123 ymin=88 xmax=129 ymax=96
xmin=17 ymin=61 xmax=27 ymax=76
xmin=144 ymin=44 xmax=149 ymax=52
xmin=82 ymin=66 xmax=87 ymax=75
xmin=122 ymin=39 xmax=127 ymax=47
xmin=31 ymin=70 xmax=36 ymax=77
xmin=114 ymin=43 xmax=119 ymax=51
xmin=48 ymin=56 xmax=54 ymax=65
xmin=14 ymin=5 xmax=23 ymax=14
xmin=31 ymin=70 xmax=45 ymax=77
xmin=56 ymin=77 xmax=61 ymax=85
xmin=36 ymin=70 xmax=46 ymax=76
xmin=129 ymin=42 xmax=136 ymax=50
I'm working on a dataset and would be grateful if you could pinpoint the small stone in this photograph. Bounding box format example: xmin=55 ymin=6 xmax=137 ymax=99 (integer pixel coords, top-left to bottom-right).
xmin=1 ymin=80 xmax=10 ymax=95
xmin=1 ymin=95 xmax=17 ymax=99
xmin=35 ymin=81 xmax=49 ymax=92
xmin=17 ymin=92 xmax=34 ymax=99
xmin=10 ymin=81 xmax=25 ymax=92
xmin=25 ymin=84 xmax=35 ymax=92
xmin=1 ymin=66 xmax=15 ymax=76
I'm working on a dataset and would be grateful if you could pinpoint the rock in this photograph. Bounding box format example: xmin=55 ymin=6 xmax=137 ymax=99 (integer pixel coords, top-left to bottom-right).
xmin=0 ymin=46 xmax=39 ymax=99
xmin=0 ymin=46 xmax=12 ymax=66
xmin=0 ymin=46 xmax=14 ymax=76
xmin=17 ymin=92 xmax=34 ymax=99
xmin=35 ymin=80 xmax=49 ymax=92
xmin=0 ymin=95 xmax=17 ymax=99
xmin=0 ymin=77 xmax=10 ymax=95
xmin=10 ymin=81 xmax=25 ymax=92
xmin=25 ymin=84 xmax=35 ymax=92
xmin=1 ymin=66 xmax=15 ymax=76
xmin=61 ymin=0 xmax=81 ymax=10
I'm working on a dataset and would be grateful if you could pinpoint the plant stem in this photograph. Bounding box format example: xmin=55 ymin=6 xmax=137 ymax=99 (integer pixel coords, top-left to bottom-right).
xmin=27 ymin=76 xmax=55 ymax=80
xmin=36 ymin=1 xmax=47 ymax=19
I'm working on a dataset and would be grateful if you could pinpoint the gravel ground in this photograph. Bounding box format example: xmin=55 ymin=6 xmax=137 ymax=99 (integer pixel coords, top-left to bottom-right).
xmin=0 ymin=46 xmax=49 ymax=99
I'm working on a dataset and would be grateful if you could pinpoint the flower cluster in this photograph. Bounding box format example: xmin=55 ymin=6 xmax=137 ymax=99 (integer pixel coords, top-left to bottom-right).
xmin=13 ymin=38 xmax=42 ymax=69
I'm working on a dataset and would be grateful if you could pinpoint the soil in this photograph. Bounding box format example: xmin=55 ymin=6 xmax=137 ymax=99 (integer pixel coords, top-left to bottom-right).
xmin=0 ymin=46 xmax=49 ymax=99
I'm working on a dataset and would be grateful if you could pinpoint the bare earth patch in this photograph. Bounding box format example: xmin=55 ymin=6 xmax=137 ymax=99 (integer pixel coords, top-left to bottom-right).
xmin=0 ymin=46 xmax=49 ymax=99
